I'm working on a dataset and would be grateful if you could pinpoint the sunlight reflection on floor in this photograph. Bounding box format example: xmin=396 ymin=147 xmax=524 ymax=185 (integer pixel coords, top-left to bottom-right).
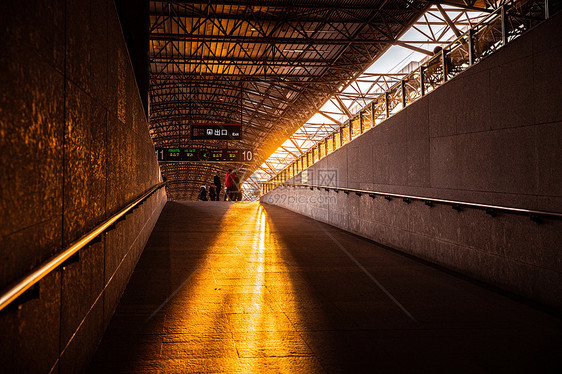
xmin=158 ymin=202 xmax=321 ymax=373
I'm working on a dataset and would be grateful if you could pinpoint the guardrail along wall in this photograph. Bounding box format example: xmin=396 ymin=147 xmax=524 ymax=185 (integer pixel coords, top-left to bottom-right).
xmin=0 ymin=1 xmax=166 ymax=373
xmin=262 ymin=12 xmax=562 ymax=310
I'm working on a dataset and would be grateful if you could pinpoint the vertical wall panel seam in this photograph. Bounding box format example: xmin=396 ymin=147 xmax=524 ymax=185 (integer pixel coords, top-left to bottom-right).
xmin=531 ymin=40 xmax=539 ymax=200
xmin=102 ymin=0 xmax=109 ymax=334
xmin=57 ymin=0 xmax=69 ymax=372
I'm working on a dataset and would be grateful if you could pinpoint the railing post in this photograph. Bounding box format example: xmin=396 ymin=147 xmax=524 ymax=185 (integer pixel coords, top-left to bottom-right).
xmin=339 ymin=126 xmax=343 ymax=146
xmin=441 ymin=48 xmax=447 ymax=83
xmin=401 ymin=79 xmax=407 ymax=107
xmin=468 ymin=28 xmax=475 ymax=65
xmin=545 ymin=0 xmax=550 ymax=19
xmin=420 ymin=66 xmax=425 ymax=96
xmin=359 ymin=112 xmax=364 ymax=134
xmin=385 ymin=92 xmax=390 ymax=118
xmin=501 ymin=5 xmax=508 ymax=45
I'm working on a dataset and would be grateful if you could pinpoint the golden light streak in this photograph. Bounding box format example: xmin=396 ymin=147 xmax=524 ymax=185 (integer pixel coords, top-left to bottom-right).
xmin=154 ymin=202 xmax=318 ymax=372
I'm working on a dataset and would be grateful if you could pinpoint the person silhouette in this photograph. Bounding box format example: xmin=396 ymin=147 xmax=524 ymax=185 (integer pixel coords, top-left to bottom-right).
xmin=224 ymin=169 xmax=234 ymax=201
xmin=213 ymin=172 xmax=221 ymax=201
xmin=197 ymin=185 xmax=208 ymax=201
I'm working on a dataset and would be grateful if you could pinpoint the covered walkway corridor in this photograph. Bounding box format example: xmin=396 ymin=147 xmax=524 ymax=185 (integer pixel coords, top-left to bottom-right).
xmin=2 ymin=1 xmax=562 ymax=372
xmin=89 ymin=201 xmax=561 ymax=373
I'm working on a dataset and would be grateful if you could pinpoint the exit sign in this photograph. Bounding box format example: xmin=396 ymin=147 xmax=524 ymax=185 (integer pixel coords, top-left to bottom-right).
xmin=191 ymin=124 xmax=242 ymax=140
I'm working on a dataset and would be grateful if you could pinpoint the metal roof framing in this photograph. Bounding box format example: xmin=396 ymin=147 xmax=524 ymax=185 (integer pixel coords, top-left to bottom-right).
xmin=148 ymin=0 xmax=492 ymax=200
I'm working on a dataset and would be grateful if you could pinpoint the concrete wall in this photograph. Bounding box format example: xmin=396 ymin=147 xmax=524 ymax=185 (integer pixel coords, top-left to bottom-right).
xmin=0 ymin=1 xmax=166 ymax=373
xmin=262 ymin=13 xmax=562 ymax=310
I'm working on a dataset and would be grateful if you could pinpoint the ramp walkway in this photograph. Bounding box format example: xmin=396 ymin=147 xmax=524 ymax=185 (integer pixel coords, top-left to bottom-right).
xmin=89 ymin=201 xmax=561 ymax=373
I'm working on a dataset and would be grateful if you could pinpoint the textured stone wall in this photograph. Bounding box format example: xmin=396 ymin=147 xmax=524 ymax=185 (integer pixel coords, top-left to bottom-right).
xmin=262 ymin=14 xmax=562 ymax=310
xmin=0 ymin=1 xmax=166 ymax=373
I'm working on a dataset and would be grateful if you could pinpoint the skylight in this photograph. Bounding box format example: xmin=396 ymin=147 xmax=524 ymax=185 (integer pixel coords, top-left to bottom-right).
xmin=242 ymin=4 xmax=487 ymax=200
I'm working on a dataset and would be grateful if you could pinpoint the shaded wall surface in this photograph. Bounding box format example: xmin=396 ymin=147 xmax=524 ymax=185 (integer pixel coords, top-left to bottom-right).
xmin=0 ymin=1 xmax=166 ymax=373
xmin=262 ymin=14 xmax=562 ymax=310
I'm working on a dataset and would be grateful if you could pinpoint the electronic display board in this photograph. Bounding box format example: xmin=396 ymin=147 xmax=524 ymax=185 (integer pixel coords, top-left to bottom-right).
xmin=191 ymin=123 xmax=242 ymax=140
xmin=156 ymin=148 xmax=253 ymax=162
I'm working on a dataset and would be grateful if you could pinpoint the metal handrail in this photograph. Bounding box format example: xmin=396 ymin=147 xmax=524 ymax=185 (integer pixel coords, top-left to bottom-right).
xmin=0 ymin=182 xmax=166 ymax=312
xmin=272 ymin=183 xmax=562 ymax=220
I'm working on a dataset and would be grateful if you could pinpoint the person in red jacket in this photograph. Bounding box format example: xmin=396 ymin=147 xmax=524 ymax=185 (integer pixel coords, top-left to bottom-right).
xmin=229 ymin=171 xmax=240 ymax=201
xmin=224 ymin=169 xmax=234 ymax=201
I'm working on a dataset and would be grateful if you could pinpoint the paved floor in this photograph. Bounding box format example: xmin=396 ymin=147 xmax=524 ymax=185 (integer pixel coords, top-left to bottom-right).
xmin=89 ymin=201 xmax=562 ymax=373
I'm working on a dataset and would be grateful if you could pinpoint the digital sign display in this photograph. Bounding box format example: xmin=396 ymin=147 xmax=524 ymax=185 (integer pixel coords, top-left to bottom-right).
xmin=156 ymin=148 xmax=253 ymax=162
xmin=191 ymin=123 xmax=242 ymax=140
